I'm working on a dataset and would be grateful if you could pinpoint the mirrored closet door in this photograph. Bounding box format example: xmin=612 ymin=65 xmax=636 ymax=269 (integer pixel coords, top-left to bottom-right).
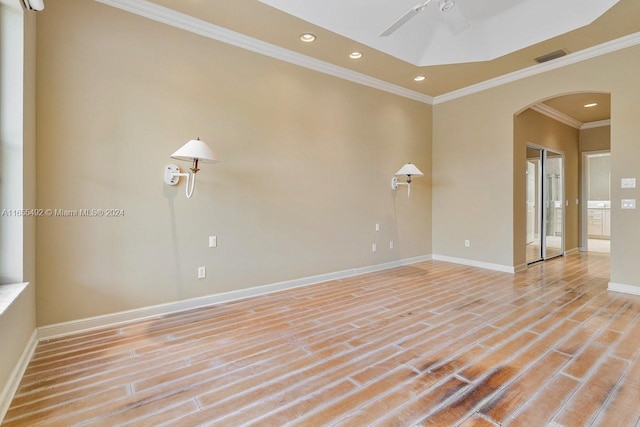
xmin=526 ymin=146 xmax=564 ymax=264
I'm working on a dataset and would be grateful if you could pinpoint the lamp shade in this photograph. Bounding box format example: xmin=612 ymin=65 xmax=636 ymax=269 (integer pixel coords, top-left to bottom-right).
xmin=25 ymin=0 xmax=45 ymax=10
xmin=395 ymin=163 xmax=424 ymax=177
xmin=171 ymin=138 xmax=219 ymax=163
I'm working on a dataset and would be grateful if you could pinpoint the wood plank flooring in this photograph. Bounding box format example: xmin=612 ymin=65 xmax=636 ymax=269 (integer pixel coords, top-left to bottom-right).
xmin=4 ymin=252 xmax=640 ymax=426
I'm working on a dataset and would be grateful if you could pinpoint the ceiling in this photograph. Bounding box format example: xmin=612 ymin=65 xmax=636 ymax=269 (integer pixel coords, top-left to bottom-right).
xmin=258 ymin=0 xmax=620 ymax=66
xmin=147 ymin=0 xmax=640 ymax=99
xmin=543 ymin=93 xmax=611 ymax=124
xmin=140 ymin=0 xmax=640 ymax=123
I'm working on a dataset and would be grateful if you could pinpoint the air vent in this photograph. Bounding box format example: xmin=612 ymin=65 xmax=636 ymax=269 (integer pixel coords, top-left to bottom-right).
xmin=535 ymin=49 xmax=568 ymax=64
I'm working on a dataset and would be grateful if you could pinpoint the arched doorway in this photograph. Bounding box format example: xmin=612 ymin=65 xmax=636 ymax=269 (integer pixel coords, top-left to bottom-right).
xmin=514 ymin=92 xmax=611 ymax=266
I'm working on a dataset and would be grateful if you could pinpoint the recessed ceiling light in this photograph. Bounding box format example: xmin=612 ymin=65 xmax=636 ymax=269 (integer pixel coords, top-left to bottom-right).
xmin=300 ymin=33 xmax=316 ymax=43
xmin=584 ymin=103 xmax=598 ymax=108
xmin=349 ymin=51 xmax=363 ymax=60
xmin=414 ymin=75 xmax=426 ymax=82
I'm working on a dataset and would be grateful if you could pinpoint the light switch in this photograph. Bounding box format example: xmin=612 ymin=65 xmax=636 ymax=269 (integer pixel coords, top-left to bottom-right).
xmin=375 ymin=224 xmax=380 ymax=232
xmin=621 ymin=178 xmax=637 ymax=189
xmin=198 ymin=266 xmax=206 ymax=279
xmin=209 ymin=236 xmax=217 ymax=248
xmin=622 ymin=199 xmax=636 ymax=209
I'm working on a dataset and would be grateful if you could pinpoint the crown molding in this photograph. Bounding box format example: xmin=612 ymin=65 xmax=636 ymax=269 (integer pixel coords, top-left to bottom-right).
xmin=581 ymin=119 xmax=611 ymax=130
xmin=93 ymin=0 xmax=639 ymax=107
xmin=530 ymin=103 xmax=583 ymax=129
xmin=434 ymin=31 xmax=640 ymax=105
xmin=94 ymin=0 xmax=433 ymax=105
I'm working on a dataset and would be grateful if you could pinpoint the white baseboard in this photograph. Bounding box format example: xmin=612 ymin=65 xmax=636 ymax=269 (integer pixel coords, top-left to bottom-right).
xmin=564 ymin=248 xmax=580 ymax=256
xmin=0 ymin=329 xmax=38 ymax=423
xmin=513 ymin=263 xmax=528 ymax=273
xmin=38 ymin=254 xmax=433 ymax=340
xmin=432 ymin=254 xmax=515 ymax=273
xmin=608 ymin=282 xmax=640 ymax=296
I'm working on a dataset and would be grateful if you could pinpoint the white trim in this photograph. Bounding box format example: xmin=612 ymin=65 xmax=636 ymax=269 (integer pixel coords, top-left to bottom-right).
xmin=514 ymin=263 xmax=528 ymax=273
xmin=352 ymin=254 xmax=432 ymax=276
xmin=608 ymin=282 xmax=640 ymax=296
xmin=564 ymin=247 xmax=580 ymax=256
xmin=581 ymin=119 xmax=611 ymax=130
xmin=581 ymin=149 xmax=611 ymax=251
xmin=530 ymin=103 xmax=583 ymax=129
xmin=93 ymin=0 xmax=432 ymax=105
xmin=431 ymin=254 xmax=515 ymax=273
xmin=38 ymin=254 xmax=433 ymax=339
xmin=434 ymin=32 xmax=640 ymax=104
xmin=0 ymin=329 xmax=38 ymax=423
xmin=0 ymin=283 xmax=29 ymax=316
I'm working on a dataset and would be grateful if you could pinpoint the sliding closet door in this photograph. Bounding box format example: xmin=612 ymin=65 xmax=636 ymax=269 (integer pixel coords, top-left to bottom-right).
xmin=526 ymin=146 xmax=564 ymax=264
xmin=526 ymin=147 xmax=543 ymax=264
xmin=544 ymin=150 xmax=564 ymax=259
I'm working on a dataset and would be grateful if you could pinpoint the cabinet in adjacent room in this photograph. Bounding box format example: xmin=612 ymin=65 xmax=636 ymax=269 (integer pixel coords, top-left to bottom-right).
xmin=587 ymin=207 xmax=611 ymax=238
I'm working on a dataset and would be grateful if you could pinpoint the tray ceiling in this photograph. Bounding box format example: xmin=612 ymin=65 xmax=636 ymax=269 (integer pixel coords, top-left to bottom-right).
xmin=259 ymin=0 xmax=620 ymax=66
xmin=139 ymin=0 xmax=640 ymax=98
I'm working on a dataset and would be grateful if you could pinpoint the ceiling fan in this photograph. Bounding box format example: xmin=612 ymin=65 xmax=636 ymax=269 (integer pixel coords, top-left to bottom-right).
xmin=379 ymin=0 xmax=469 ymax=37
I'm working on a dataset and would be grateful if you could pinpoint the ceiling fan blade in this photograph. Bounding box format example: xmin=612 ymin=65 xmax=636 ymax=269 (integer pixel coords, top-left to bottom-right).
xmin=379 ymin=8 xmax=420 ymax=37
xmin=440 ymin=1 xmax=469 ymax=35
xmin=380 ymin=1 xmax=431 ymax=37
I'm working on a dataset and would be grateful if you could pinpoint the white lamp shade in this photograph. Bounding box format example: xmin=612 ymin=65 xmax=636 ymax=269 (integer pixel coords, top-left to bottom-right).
xmin=25 ymin=0 xmax=45 ymax=10
xmin=395 ymin=163 xmax=424 ymax=177
xmin=171 ymin=139 xmax=219 ymax=163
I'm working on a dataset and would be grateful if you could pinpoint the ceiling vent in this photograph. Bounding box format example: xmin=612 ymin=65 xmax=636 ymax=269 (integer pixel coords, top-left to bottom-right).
xmin=535 ymin=49 xmax=568 ymax=64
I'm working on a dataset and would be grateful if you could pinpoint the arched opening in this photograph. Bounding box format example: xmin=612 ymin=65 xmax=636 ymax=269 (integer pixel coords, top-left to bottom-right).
xmin=513 ymin=92 xmax=611 ymax=268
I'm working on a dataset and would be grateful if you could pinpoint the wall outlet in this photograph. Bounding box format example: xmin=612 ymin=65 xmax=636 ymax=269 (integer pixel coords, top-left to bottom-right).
xmin=375 ymin=223 xmax=380 ymax=232
xmin=464 ymin=240 xmax=470 ymax=248
xmin=372 ymin=243 xmax=377 ymax=253
xmin=198 ymin=266 xmax=206 ymax=279
xmin=209 ymin=236 xmax=217 ymax=248
xmin=390 ymin=240 xmax=394 ymax=249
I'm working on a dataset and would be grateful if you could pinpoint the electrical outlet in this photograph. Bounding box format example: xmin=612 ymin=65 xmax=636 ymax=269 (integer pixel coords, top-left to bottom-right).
xmin=198 ymin=266 xmax=206 ymax=279
xmin=390 ymin=240 xmax=394 ymax=249
xmin=372 ymin=243 xmax=377 ymax=253
xmin=464 ymin=240 xmax=470 ymax=248
xmin=209 ymin=236 xmax=217 ymax=248
xmin=375 ymin=223 xmax=380 ymax=232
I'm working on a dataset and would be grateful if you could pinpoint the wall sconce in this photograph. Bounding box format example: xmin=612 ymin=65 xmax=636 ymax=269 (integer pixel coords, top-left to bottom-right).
xmin=391 ymin=163 xmax=424 ymax=197
xmin=163 ymin=138 xmax=219 ymax=198
xmin=22 ymin=0 xmax=45 ymax=11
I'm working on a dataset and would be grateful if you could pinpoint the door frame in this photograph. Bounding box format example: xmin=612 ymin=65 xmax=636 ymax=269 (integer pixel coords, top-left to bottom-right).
xmin=580 ymin=150 xmax=611 ymax=252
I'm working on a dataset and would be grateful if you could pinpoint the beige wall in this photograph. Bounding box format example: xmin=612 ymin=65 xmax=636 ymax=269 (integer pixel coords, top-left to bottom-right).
xmin=434 ymin=44 xmax=640 ymax=288
xmin=513 ymin=109 xmax=580 ymax=267
xmin=580 ymin=125 xmax=611 ymax=153
xmin=35 ymin=0 xmax=432 ymax=325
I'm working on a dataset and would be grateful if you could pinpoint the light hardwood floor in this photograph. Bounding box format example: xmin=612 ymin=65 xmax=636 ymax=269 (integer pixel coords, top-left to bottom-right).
xmin=3 ymin=253 xmax=640 ymax=426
